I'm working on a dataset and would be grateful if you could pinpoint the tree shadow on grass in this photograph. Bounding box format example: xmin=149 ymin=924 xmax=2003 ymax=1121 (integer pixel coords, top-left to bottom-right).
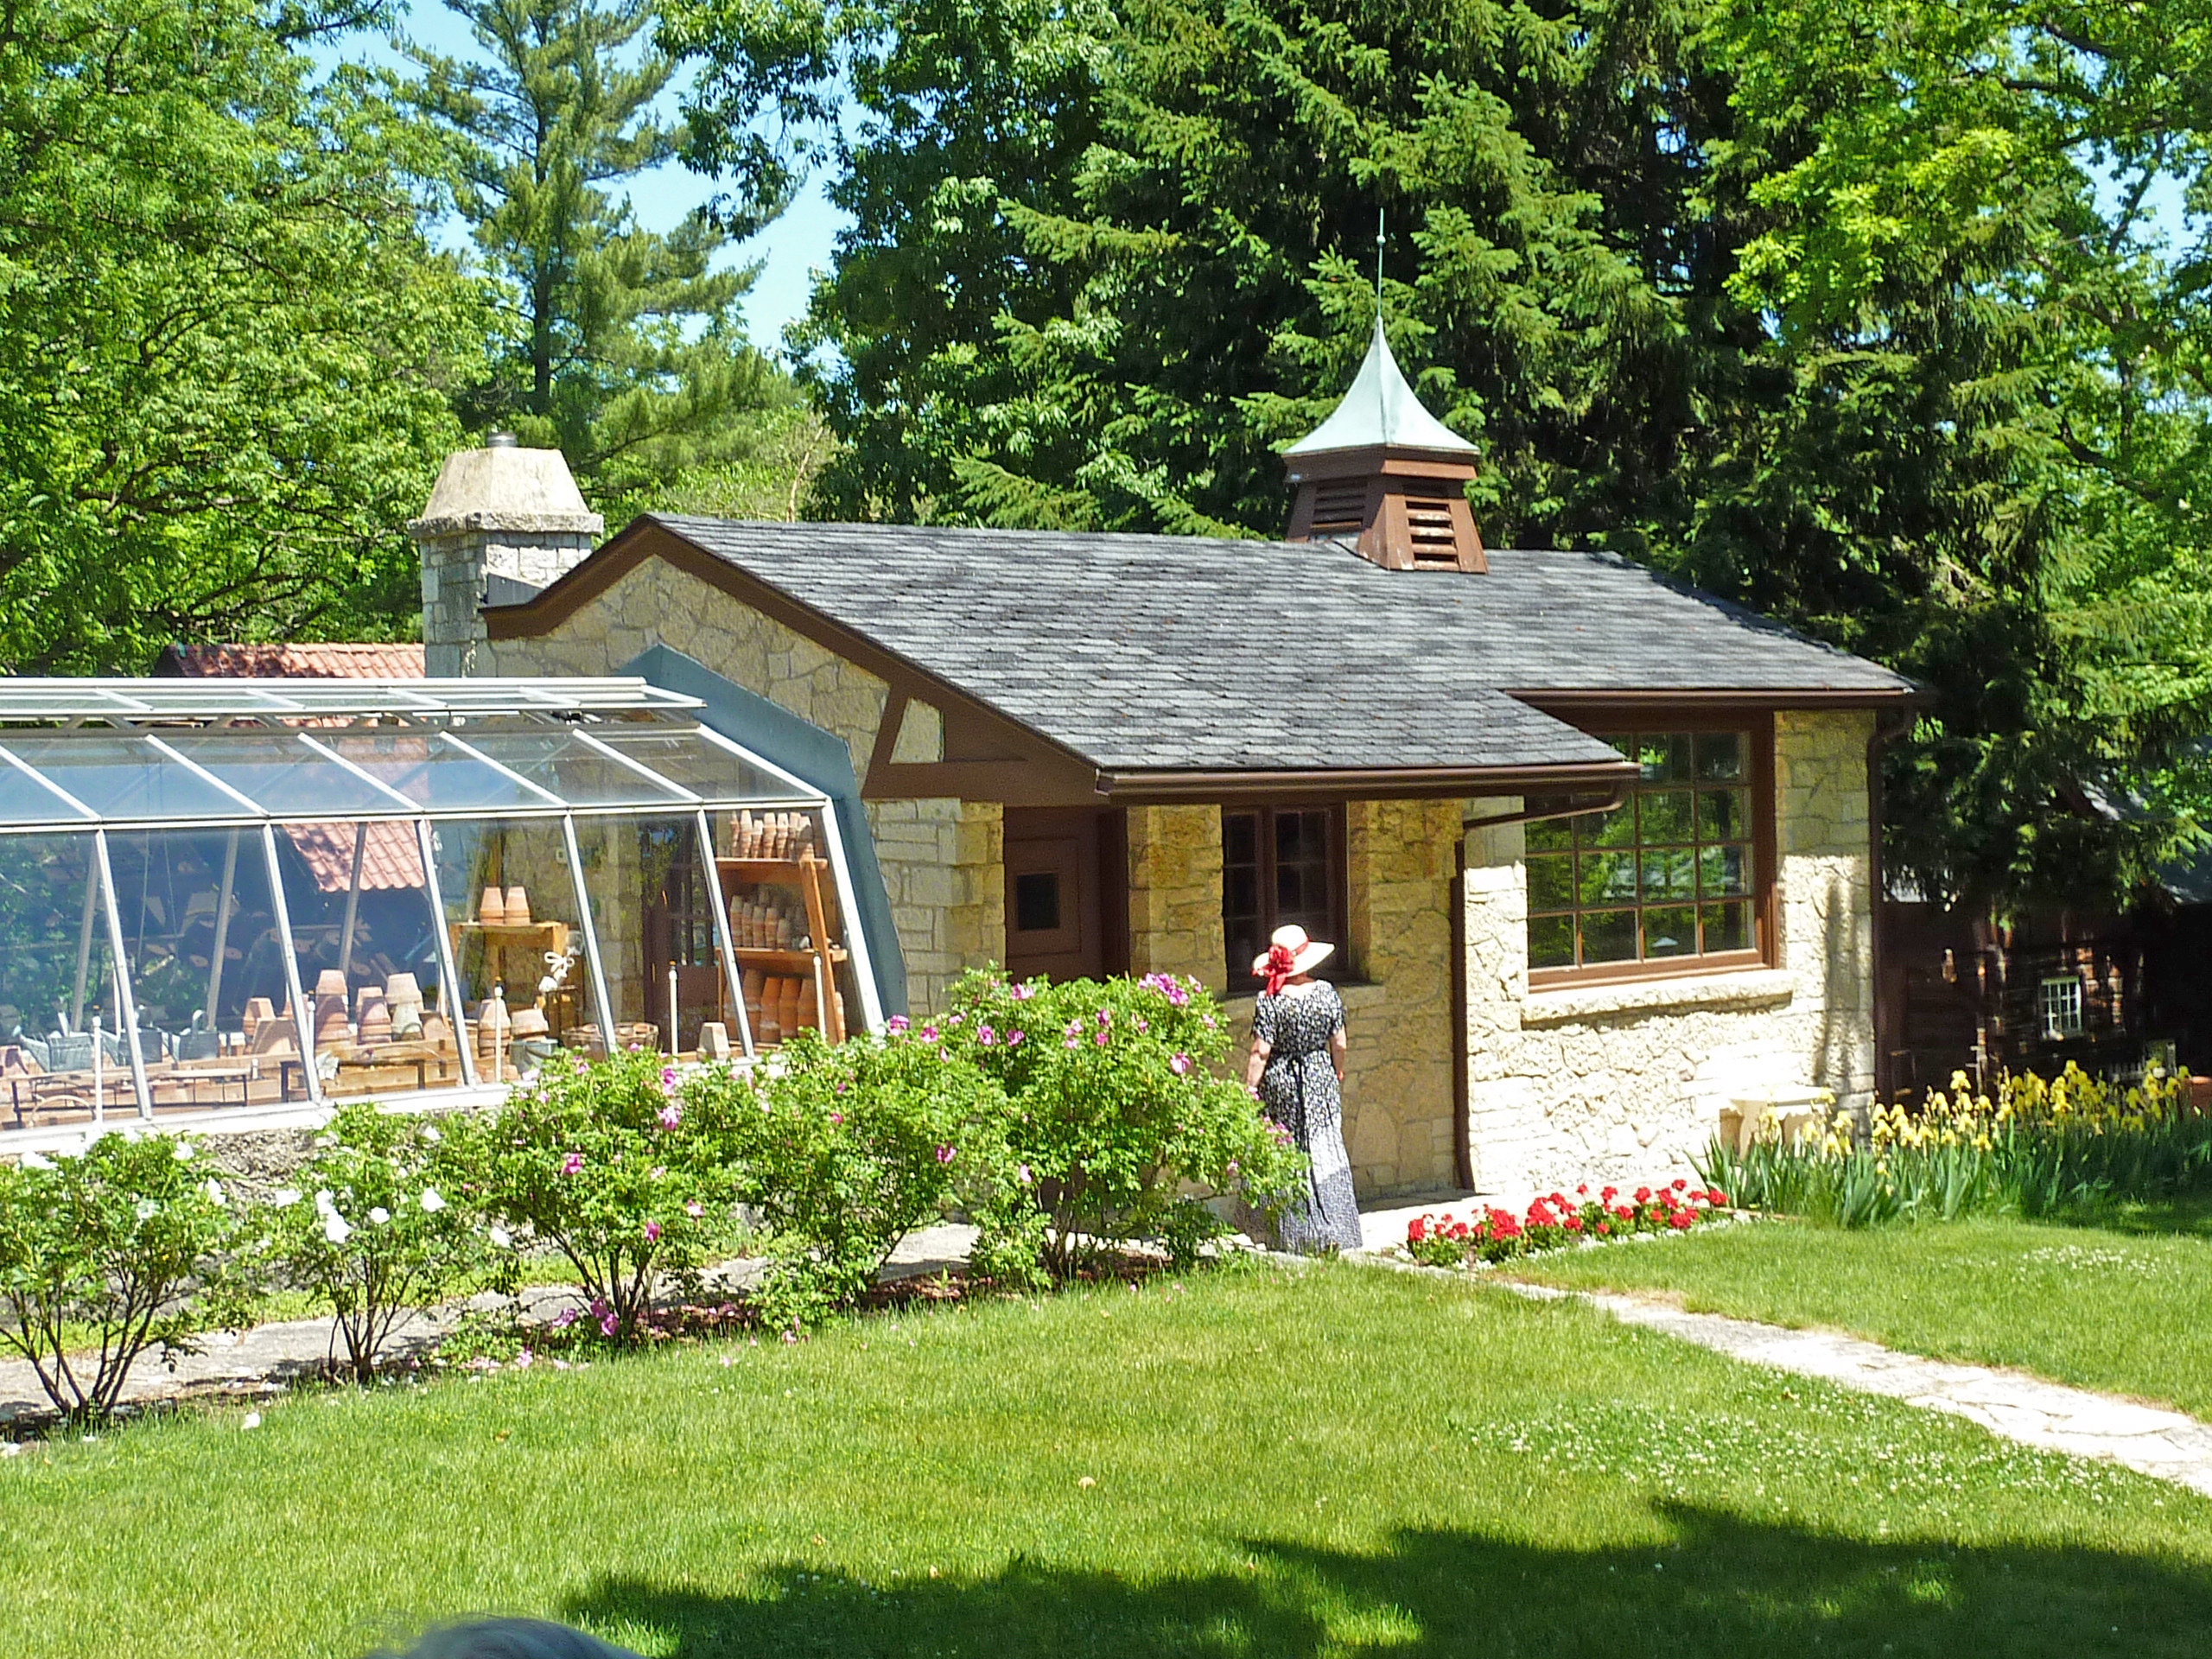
xmin=2044 ymin=1191 xmax=2212 ymax=1239
xmin=565 ymin=1503 xmax=2212 ymax=1659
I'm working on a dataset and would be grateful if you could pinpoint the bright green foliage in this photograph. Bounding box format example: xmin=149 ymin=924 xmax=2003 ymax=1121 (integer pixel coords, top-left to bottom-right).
xmin=670 ymin=0 xmax=2212 ymax=912
xmin=0 ymin=1135 xmax=244 ymax=1423
xmin=0 ymin=0 xmax=486 ymax=672
xmin=439 ymin=1046 xmax=741 ymax=1340
xmin=938 ymin=969 xmax=1306 ymax=1273
xmin=0 ymin=1268 xmax=2208 ymax=1656
xmin=250 ymin=1106 xmax=485 ymax=1382
xmin=692 ymin=1029 xmax=1044 ymax=1329
xmin=410 ymin=0 xmax=787 ymax=512
xmin=1703 ymin=1065 xmax=2212 ymax=1226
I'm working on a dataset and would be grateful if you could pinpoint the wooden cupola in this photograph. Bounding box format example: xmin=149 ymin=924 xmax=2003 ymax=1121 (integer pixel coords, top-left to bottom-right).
xmin=1282 ymin=320 xmax=1485 ymax=572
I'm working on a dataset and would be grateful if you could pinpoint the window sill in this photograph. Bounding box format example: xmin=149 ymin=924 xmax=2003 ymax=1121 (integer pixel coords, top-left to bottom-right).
xmin=1519 ymin=966 xmax=1793 ymax=1027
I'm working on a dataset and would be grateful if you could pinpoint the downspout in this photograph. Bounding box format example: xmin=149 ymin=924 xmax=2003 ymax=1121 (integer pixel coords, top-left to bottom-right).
xmin=1869 ymin=709 xmax=1911 ymax=1104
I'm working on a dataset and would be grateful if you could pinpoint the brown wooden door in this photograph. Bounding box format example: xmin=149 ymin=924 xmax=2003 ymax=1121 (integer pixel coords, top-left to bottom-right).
xmin=1003 ymin=809 xmax=1127 ymax=982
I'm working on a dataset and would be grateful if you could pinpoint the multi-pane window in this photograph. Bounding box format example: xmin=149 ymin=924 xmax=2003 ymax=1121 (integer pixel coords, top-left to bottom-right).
xmin=1223 ymin=806 xmax=1344 ymax=988
xmin=1525 ymin=731 xmax=1758 ymax=974
xmin=2039 ymin=976 xmax=2085 ymax=1040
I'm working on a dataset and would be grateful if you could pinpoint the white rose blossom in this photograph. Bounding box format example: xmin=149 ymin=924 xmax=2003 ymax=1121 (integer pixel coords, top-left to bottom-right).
xmin=487 ymin=1224 xmax=512 ymax=1249
xmin=322 ymin=1212 xmax=353 ymax=1246
xmin=367 ymin=1206 xmax=390 ymax=1226
xmin=419 ymin=1187 xmax=446 ymax=1213
xmin=202 ymin=1178 xmax=226 ymax=1208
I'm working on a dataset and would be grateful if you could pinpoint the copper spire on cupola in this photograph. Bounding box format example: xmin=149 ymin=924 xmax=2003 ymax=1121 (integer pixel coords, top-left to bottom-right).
xmin=1282 ymin=318 xmax=1485 ymax=572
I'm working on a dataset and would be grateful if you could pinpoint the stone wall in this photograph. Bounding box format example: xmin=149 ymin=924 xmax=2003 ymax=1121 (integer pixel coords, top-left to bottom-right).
xmin=1125 ymin=807 xmax=1226 ymax=991
xmin=868 ymin=799 xmax=1005 ymax=1014
xmin=1460 ymin=709 xmax=1878 ymax=1193
xmin=478 ymin=557 xmax=891 ymax=785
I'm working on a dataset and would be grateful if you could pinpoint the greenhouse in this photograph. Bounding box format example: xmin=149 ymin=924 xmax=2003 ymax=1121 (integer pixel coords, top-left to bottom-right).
xmin=0 ymin=678 xmax=883 ymax=1139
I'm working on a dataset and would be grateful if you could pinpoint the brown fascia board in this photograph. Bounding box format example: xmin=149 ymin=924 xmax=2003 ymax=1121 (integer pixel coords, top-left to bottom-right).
xmin=1095 ymin=759 xmax=1640 ymax=805
xmin=1282 ymin=445 xmax=1480 ymax=485
xmin=1518 ymin=686 xmax=1923 ymax=717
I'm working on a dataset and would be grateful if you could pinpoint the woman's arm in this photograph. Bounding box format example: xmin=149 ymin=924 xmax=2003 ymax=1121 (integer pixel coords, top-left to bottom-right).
xmin=1330 ymin=1027 xmax=1347 ymax=1082
xmin=1243 ymin=1038 xmax=1272 ymax=1091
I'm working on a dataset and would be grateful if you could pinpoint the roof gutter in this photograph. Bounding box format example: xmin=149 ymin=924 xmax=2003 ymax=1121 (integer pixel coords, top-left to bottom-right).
xmin=1092 ymin=759 xmax=1639 ymax=805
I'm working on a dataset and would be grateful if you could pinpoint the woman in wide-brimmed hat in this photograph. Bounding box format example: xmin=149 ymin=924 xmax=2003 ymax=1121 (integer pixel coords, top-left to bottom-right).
xmin=1241 ymin=924 xmax=1362 ymax=1253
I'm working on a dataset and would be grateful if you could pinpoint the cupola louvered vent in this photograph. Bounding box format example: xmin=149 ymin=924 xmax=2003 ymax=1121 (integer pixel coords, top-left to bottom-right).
xmin=1280 ymin=319 xmax=1486 ymax=574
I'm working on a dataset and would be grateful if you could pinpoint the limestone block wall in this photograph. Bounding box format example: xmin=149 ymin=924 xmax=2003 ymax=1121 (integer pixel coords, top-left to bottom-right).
xmin=1460 ymin=709 xmax=1878 ymax=1193
xmin=1340 ymin=798 xmax=1461 ymax=1197
xmin=419 ymin=529 xmax=599 ymax=677
xmin=869 ymin=799 xmax=1004 ymax=1014
xmin=1125 ymin=807 xmax=1226 ymax=991
xmin=477 ymin=558 xmax=891 ymax=785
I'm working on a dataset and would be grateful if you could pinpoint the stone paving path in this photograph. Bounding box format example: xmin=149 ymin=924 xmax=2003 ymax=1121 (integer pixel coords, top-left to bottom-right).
xmin=1500 ymin=1279 xmax=2212 ymax=1498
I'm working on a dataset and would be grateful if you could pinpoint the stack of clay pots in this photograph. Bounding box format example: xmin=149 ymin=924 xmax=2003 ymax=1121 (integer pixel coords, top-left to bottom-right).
xmin=741 ymin=971 xmax=819 ymax=1046
xmin=354 ymin=986 xmax=391 ymax=1047
xmin=504 ymin=885 xmax=531 ymax=925
xmin=312 ymin=969 xmax=353 ymax=1052
xmin=385 ymin=973 xmax=424 ymax=1040
xmin=733 ymin=810 xmax=817 ymax=860
xmin=478 ymin=886 xmax=505 ymax=926
xmin=733 ymin=896 xmax=799 ymax=950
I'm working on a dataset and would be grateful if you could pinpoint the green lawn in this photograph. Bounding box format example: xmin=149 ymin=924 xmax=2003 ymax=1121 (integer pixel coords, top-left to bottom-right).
xmin=1510 ymin=1208 xmax=2212 ymax=1414
xmin=6 ymin=1262 xmax=2212 ymax=1658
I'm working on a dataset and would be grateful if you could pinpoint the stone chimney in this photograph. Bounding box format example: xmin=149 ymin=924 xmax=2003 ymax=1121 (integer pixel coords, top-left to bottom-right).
xmin=410 ymin=435 xmax=603 ymax=676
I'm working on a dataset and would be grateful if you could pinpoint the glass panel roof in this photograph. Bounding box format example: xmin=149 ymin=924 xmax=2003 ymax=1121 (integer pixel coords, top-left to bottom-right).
xmin=584 ymin=727 xmax=814 ymax=804
xmin=0 ymin=734 xmax=254 ymax=822
xmin=311 ymin=731 xmax=561 ymax=812
xmin=0 ymin=683 xmax=826 ymax=830
xmin=0 ymin=677 xmax=702 ymax=721
xmin=159 ymin=732 xmax=415 ymax=817
xmin=454 ymin=728 xmax=696 ymax=808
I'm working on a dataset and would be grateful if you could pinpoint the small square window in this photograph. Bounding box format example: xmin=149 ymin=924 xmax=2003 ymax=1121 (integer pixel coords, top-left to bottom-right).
xmin=1014 ymin=871 xmax=1062 ymax=934
xmin=2040 ymin=975 xmax=2085 ymax=1040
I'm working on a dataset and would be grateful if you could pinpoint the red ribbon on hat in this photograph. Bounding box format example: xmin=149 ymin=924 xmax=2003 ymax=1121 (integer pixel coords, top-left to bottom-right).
xmin=1262 ymin=943 xmax=1296 ymax=997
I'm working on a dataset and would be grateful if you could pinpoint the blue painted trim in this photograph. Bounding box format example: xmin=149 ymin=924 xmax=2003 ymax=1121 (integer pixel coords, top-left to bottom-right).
xmin=620 ymin=644 xmax=907 ymax=1018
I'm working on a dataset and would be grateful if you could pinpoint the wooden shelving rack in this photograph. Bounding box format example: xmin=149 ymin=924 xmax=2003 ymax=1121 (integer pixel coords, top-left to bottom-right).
xmin=716 ymin=853 xmax=848 ymax=1043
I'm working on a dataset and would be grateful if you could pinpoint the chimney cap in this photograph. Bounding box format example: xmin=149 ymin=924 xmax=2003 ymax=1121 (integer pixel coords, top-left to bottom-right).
xmin=408 ymin=442 xmax=604 ymax=539
xmin=1283 ymin=318 xmax=1478 ymax=461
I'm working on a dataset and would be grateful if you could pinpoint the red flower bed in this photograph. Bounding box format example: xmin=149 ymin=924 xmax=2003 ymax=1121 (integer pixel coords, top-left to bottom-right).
xmin=1404 ymin=1179 xmax=1727 ymax=1268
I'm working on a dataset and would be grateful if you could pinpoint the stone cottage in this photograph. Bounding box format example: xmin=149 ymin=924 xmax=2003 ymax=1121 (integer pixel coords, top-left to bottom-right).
xmin=423 ymin=327 xmax=1916 ymax=1197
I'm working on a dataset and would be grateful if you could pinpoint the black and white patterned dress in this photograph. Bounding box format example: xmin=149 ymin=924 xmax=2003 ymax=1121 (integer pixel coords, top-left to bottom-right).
xmin=1250 ymin=982 xmax=1363 ymax=1253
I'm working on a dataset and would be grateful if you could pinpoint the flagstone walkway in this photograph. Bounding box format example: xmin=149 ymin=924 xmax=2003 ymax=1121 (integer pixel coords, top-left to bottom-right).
xmin=1497 ymin=1278 xmax=2212 ymax=1498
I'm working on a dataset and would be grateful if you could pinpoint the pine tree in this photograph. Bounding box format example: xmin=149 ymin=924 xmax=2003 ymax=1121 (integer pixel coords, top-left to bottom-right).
xmin=410 ymin=0 xmax=783 ymax=507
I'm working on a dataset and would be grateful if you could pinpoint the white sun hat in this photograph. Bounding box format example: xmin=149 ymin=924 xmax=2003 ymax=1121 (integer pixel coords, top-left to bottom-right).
xmin=1252 ymin=923 xmax=1335 ymax=979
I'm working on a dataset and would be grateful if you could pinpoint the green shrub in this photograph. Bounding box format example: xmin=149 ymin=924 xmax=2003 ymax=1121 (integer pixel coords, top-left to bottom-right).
xmin=1702 ymin=1065 xmax=2212 ymax=1226
xmin=937 ymin=969 xmax=1306 ymax=1274
xmin=437 ymin=1047 xmax=743 ymax=1343
xmin=0 ymin=1135 xmax=245 ymax=1423
xmin=250 ymin=1105 xmax=484 ymax=1382
xmin=692 ymin=1029 xmax=1044 ymax=1330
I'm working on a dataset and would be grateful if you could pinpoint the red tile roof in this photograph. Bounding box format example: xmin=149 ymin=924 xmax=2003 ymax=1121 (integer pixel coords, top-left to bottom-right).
xmin=158 ymin=643 xmax=425 ymax=679
xmin=283 ymin=822 xmax=429 ymax=893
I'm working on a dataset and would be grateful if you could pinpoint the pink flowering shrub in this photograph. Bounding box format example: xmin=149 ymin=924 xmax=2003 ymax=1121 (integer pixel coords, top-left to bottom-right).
xmin=1405 ymin=1181 xmax=1728 ymax=1268
xmin=939 ymin=969 xmax=1306 ymax=1274
xmin=439 ymin=1047 xmax=744 ymax=1343
xmin=687 ymin=1030 xmax=1044 ymax=1330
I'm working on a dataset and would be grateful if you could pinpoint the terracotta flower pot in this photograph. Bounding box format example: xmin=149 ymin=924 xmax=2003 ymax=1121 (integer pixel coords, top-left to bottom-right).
xmin=504 ymin=885 xmax=531 ymax=926
xmin=478 ymin=886 xmax=506 ymax=926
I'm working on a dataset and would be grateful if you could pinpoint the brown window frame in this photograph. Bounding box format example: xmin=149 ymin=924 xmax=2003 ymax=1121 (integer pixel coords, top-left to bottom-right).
xmin=1221 ymin=804 xmax=1350 ymax=993
xmin=1525 ymin=711 xmax=1777 ymax=989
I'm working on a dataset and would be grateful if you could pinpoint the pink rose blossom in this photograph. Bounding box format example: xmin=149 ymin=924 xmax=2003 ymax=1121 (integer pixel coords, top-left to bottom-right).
xmin=658 ymin=1102 xmax=683 ymax=1129
xmin=920 ymin=1025 xmax=939 ymax=1045
xmin=644 ymin=1219 xmax=662 ymax=1243
xmin=1007 ymin=1029 xmax=1025 ymax=1046
xmin=1170 ymin=1052 xmax=1192 ymax=1076
xmin=1064 ymin=1036 xmax=1080 ymax=1049
xmin=887 ymin=1014 xmax=910 ymax=1033
xmin=1094 ymin=1029 xmax=1110 ymax=1047
xmin=1096 ymin=1007 xmax=1112 ymax=1027
xmin=829 ymin=1111 xmax=844 ymax=1125
xmin=976 ymin=1024 xmax=995 ymax=1046
xmin=1011 ymin=983 xmax=1035 ymax=1001
xmin=560 ymin=1152 xmax=583 ymax=1176
xmin=601 ymin=1313 xmax=620 ymax=1337
xmin=684 ymin=1201 xmax=704 ymax=1217
xmin=935 ymin=1144 xmax=956 ymax=1164
xmin=1134 ymin=1016 xmax=1148 ymax=1033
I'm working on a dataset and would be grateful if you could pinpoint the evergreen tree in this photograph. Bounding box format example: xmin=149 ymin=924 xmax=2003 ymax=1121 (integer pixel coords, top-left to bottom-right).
xmin=411 ymin=0 xmax=783 ymax=508
xmin=671 ymin=0 xmax=2212 ymax=914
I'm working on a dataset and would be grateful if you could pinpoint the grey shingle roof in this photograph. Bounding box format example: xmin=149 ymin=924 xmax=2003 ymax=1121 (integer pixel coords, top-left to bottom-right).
xmin=644 ymin=518 xmax=1913 ymax=774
